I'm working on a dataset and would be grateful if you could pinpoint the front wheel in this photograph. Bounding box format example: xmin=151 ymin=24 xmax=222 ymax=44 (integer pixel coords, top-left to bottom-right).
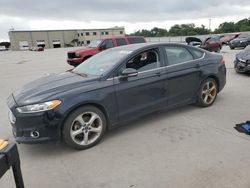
xmin=62 ymin=106 xmax=106 ymax=150
xmin=197 ymin=78 xmax=218 ymax=107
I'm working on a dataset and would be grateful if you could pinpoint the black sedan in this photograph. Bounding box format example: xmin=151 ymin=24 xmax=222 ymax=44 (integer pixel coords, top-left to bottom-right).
xmin=234 ymin=45 xmax=250 ymax=73
xmin=229 ymin=35 xmax=250 ymax=49
xmin=7 ymin=43 xmax=226 ymax=150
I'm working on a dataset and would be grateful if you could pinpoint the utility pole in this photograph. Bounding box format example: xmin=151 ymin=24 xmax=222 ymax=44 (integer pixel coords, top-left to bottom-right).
xmin=209 ymin=18 xmax=212 ymax=32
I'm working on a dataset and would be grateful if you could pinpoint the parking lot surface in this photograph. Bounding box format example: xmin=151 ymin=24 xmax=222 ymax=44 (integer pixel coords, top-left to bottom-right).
xmin=1 ymin=46 xmax=250 ymax=188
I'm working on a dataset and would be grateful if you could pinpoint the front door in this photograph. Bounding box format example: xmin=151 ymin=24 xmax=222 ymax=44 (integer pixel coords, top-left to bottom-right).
xmin=114 ymin=48 xmax=167 ymax=122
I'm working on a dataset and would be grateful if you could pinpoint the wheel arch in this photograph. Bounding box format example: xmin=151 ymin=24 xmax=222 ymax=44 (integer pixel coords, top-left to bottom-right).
xmin=201 ymin=75 xmax=220 ymax=92
xmin=60 ymin=102 xmax=110 ymax=136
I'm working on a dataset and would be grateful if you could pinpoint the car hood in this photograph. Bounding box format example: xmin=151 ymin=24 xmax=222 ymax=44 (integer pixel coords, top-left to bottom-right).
xmin=185 ymin=37 xmax=202 ymax=44
xmin=231 ymin=37 xmax=248 ymax=42
xmin=13 ymin=72 xmax=99 ymax=106
xmin=73 ymin=47 xmax=98 ymax=54
xmin=237 ymin=48 xmax=250 ymax=61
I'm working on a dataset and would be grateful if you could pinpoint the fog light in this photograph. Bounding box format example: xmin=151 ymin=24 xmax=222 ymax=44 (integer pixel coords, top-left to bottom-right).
xmin=30 ymin=131 xmax=40 ymax=139
xmin=8 ymin=110 xmax=16 ymax=124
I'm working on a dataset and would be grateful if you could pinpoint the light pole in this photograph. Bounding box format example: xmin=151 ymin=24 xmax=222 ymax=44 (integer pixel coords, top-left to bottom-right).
xmin=209 ymin=18 xmax=212 ymax=32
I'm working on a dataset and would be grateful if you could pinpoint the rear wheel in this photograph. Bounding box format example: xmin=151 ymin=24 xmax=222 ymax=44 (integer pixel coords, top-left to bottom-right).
xmin=197 ymin=78 xmax=218 ymax=107
xmin=63 ymin=105 xmax=106 ymax=150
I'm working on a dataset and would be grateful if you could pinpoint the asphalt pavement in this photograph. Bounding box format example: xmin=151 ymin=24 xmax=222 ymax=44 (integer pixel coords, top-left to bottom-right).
xmin=1 ymin=46 xmax=250 ymax=188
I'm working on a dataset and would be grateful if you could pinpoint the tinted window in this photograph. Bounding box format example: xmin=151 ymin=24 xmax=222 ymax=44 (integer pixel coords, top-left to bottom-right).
xmin=165 ymin=47 xmax=194 ymax=66
xmin=121 ymin=50 xmax=160 ymax=73
xmin=103 ymin=39 xmax=114 ymax=49
xmin=127 ymin=37 xmax=145 ymax=44
xmin=116 ymin=38 xmax=127 ymax=46
xmin=189 ymin=48 xmax=204 ymax=59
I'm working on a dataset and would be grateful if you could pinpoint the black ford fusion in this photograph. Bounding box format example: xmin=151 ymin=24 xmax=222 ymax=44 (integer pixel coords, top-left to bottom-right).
xmin=234 ymin=45 xmax=250 ymax=73
xmin=7 ymin=43 xmax=226 ymax=150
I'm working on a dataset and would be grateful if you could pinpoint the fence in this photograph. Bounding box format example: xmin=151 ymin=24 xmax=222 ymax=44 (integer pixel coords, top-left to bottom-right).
xmin=145 ymin=31 xmax=250 ymax=43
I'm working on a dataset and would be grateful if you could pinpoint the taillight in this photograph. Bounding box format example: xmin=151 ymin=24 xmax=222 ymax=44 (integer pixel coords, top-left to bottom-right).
xmin=220 ymin=58 xmax=225 ymax=65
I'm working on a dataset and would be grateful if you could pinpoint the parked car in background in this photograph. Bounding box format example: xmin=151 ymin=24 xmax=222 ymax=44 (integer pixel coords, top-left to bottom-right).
xmin=234 ymin=45 xmax=250 ymax=73
xmin=29 ymin=46 xmax=44 ymax=51
xmin=67 ymin=36 xmax=146 ymax=67
xmin=186 ymin=36 xmax=222 ymax=52
xmin=220 ymin=33 xmax=240 ymax=45
xmin=0 ymin=46 xmax=7 ymax=51
xmin=229 ymin=34 xmax=250 ymax=49
xmin=7 ymin=43 xmax=226 ymax=150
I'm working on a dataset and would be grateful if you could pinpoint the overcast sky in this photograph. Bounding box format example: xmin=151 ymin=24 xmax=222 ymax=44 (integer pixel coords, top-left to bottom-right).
xmin=0 ymin=0 xmax=250 ymax=41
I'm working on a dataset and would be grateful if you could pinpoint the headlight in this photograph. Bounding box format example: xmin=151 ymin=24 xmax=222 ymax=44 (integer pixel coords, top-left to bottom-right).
xmin=75 ymin=53 xmax=81 ymax=58
xmin=16 ymin=100 xmax=61 ymax=113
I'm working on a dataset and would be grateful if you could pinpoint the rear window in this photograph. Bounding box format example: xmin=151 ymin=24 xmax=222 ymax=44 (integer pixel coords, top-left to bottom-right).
xmin=127 ymin=37 xmax=145 ymax=44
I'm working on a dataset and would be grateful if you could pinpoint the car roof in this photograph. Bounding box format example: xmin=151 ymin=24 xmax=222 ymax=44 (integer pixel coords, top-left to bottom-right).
xmin=113 ymin=42 xmax=198 ymax=52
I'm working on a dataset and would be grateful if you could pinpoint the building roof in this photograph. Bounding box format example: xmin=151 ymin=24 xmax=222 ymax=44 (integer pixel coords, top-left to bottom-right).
xmin=9 ymin=27 xmax=125 ymax=33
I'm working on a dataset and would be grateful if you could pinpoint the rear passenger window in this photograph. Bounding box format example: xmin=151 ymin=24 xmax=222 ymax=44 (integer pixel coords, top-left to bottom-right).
xmin=165 ymin=47 xmax=194 ymax=66
xmin=116 ymin=38 xmax=127 ymax=46
xmin=189 ymin=48 xmax=204 ymax=59
xmin=127 ymin=37 xmax=145 ymax=44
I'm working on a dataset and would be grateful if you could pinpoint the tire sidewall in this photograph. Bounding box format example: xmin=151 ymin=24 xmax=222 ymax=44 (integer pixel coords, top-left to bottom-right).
xmin=62 ymin=105 xmax=106 ymax=150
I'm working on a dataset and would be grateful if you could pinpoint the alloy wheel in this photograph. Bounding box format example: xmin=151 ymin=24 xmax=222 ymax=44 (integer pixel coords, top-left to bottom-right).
xmin=201 ymin=81 xmax=217 ymax=105
xmin=70 ymin=112 xmax=103 ymax=146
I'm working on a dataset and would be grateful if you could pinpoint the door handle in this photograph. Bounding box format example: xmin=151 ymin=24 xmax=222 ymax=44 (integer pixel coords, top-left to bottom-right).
xmin=195 ymin=63 xmax=200 ymax=68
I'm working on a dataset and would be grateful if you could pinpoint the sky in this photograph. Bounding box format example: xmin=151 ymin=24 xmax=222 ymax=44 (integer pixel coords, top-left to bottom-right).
xmin=0 ymin=0 xmax=250 ymax=42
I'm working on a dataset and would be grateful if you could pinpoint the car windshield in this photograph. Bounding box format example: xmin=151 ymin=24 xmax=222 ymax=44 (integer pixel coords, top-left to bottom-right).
xmin=72 ymin=48 xmax=133 ymax=76
xmin=88 ymin=40 xmax=102 ymax=48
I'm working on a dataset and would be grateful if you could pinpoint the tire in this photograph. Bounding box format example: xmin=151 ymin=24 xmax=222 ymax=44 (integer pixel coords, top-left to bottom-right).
xmin=197 ymin=78 xmax=218 ymax=107
xmin=230 ymin=46 xmax=235 ymax=50
xmin=62 ymin=105 xmax=107 ymax=150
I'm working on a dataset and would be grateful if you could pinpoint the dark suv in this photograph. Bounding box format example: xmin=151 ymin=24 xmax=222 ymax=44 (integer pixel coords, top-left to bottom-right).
xmin=67 ymin=36 xmax=146 ymax=66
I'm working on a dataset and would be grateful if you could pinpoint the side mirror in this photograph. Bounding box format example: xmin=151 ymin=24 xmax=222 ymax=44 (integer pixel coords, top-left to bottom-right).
xmin=119 ymin=68 xmax=138 ymax=79
xmin=99 ymin=44 xmax=106 ymax=51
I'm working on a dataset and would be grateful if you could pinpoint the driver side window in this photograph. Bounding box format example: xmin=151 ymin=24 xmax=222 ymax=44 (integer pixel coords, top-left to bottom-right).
xmin=125 ymin=49 xmax=160 ymax=72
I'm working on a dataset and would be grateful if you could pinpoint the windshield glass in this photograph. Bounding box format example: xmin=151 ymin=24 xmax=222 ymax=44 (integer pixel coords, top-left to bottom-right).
xmin=88 ymin=40 xmax=102 ymax=48
xmin=73 ymin=48 xmax=133 ymax=76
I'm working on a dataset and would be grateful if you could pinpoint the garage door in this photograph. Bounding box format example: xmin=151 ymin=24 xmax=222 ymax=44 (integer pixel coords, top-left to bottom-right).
xmin=52 ymin=40 xmax=61 ymax=48
xmin=19 ymin=41 xmax=29 ymax=50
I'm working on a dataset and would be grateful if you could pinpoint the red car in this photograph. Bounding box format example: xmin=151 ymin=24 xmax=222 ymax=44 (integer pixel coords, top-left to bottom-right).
xmin=220 ymin=33 xmax=240 ymax=45
xmin=67 ymin=36 xmax=146 ymax=66
xmin=186 ymin=36 xmax=222 ymax=52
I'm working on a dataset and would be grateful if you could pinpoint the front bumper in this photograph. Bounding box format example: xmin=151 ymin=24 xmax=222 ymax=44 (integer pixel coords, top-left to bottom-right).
xmin=234 ymin=59 xmax=250 ymax=72
xmin=7 ymin=95 xmax=63 ymax=144
xmin=67 ymin=58 xmax=82 ymax=66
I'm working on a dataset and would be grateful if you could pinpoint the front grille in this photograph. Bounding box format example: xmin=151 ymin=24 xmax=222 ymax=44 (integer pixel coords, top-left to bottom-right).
xmin=68 ymin=52 xmax=76 ymax=59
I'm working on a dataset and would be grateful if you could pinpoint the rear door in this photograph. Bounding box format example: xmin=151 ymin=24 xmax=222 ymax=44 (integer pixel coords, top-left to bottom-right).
xmin=162 ymin=45 xmax=204 ymax=106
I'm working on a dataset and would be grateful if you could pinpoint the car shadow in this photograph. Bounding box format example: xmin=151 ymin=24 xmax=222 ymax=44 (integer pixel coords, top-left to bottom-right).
xmin=19 ymin=100 xmax=223 ymax=156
